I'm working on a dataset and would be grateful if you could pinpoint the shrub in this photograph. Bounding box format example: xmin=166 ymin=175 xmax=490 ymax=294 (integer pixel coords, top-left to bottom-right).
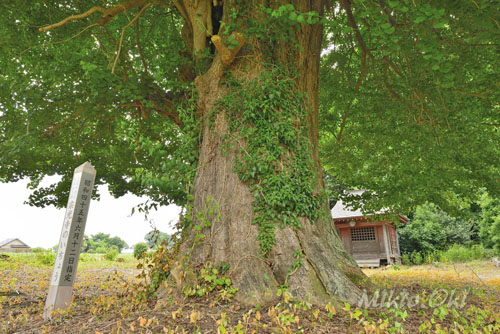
xmin=484 ymin=248 xmax=498 ymax=258
xmin=401 ymin=253 xmax=411 ymax=265
xmin=105 ymin=248 xmax=118 ymax=261
xmin=440 ymin=244 xmax=492 ymax=263
xmin=80 ymin=253 xmax=92 ymax=262
xmin=95 ymin=246 xmax=107 ymax=254
xmin=478 ymin=193 xmax=500 ymax=252
xmin=31 ymin=247 xmax=45 ymax=253
xmin=402 ymin=250 xmax=436 ymax=265
xmin=398 ymin=203 xmax=476 ymax=254
xmin=134 ymin=242 xmax=148 ymax=259
xmin=36 ymin=250 xmax=55 ymax=266
xmin=402 ymin=244 xmax=495 ymax=265
xmin=411 ymin=251 xmax=423 ymax=265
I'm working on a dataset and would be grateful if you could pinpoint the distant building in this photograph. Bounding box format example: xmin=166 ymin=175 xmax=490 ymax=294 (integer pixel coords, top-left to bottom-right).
xmin=332 ymin=190 xmax=407 ymax=268
xmin=121 ymin=247 xmax=134 ymax=254
xmin=0 ymin=238 xmax=31 ymax=253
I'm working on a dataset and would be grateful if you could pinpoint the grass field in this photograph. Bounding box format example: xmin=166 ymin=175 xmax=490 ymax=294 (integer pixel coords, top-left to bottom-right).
xmin=1 ymin=253 xmax=499 ymax=333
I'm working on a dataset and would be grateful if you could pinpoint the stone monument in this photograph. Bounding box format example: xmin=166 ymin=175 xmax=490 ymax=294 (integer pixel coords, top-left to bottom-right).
xmin=43 ymin=162 xmax=96 ymax=320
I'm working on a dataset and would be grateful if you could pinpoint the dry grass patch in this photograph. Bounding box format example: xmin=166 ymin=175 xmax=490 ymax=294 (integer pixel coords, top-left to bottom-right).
xmin=1 ymin=256 xmax=499 ymax=333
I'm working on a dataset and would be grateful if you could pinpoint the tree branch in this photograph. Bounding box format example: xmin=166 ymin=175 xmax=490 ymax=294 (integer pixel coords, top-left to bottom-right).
xmin=135 ymin=20 xmax=148 ymax=74
xmin=44 ymin=110 xmax=81 ymax=136
xmin=21 ymin=23 xmax=98 ymax=55
xmin=453 ymin=87 xmax=492 ymax=99
xmin=121 ymin=94 xmax=183 ymax=127
xmin=339 ymin=0 xmax=371 ymax=91
xmin=211 ymin=33 xmax=246 ymax=66
xmin=172 ymin=0 xmax=189 ymax=22
xmin=98 ymin=0 xmax=149 ymax=25
xmin=335 ymin=0 xmax=373 ymax=142
xmin=336 ymin=111 xmax=348 ymax=143
xmin=39 ymin=0 xmax=149 ymax=32
xmin=39 ymin=6 xmax=106 ymax=31
xmin=112 ymin=3 xmax=152 ymax=74
xmin=377 ymin=0 xmax=397 ymax=26
xmin=339 ymin=0 xmax=369 ymax=57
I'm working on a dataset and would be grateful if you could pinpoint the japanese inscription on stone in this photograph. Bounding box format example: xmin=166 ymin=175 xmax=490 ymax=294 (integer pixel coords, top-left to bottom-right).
xmin=44 ymin=162 xmax=96 ymax=320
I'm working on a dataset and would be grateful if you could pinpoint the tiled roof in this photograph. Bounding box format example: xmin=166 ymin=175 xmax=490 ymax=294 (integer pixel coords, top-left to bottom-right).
xmin=0 ymin=238 xmax=29 ymax=248
xmin=0 ymin=238 xmax=15 ymax=247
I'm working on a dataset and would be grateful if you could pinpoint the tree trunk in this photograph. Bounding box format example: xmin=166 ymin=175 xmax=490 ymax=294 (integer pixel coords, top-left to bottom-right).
xmin=170 ymin=0 xmax=365 ymax=306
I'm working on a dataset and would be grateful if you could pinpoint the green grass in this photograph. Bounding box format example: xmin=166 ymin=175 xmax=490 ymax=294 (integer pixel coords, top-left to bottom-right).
xmin=0 ymin=252 xmax=138 ymax=270
xmin=401 ymin=244 xmax=497 ymax=265
xmin=440 ymin=244 xmax=496 ymax=263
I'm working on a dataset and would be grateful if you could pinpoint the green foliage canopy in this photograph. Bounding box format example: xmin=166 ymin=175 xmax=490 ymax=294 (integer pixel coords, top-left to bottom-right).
xmin=320 ymin=0 xmax=500 ymax=213
xmin=0 ymin=1 xmax=197 ymax=210
xmin=397 ymin=203 xmax=476 ymax=254
xmin=83 ymin=233 xmax=128 ymax=253
xmin=478 ymin=192 xmax=500 ymax=252
xmin=0 ymin=0 xmax=498 ymax=215
xmin=144 ymin=230 xmax=171 ymax=248
xmin=133 ymin=242 xmax=149 ymax=259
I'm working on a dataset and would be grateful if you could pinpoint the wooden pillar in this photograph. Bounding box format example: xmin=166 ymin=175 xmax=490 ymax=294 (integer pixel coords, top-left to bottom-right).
xmin=395 ymin=228 xmax=401 ymax=256
xmin=382 ymin=223 xmax=392 ymax=265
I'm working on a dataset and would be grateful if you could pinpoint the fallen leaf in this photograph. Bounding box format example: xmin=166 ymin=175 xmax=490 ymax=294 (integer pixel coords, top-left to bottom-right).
xmin=190 ymin=311 xmax=197 ymax=323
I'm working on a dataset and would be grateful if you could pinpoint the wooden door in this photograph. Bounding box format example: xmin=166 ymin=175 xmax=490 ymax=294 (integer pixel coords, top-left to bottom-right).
xmin=350 ymin=226 xmax=380 ymax=260
xmin=339 ymin=228 xmax=351 ymax=254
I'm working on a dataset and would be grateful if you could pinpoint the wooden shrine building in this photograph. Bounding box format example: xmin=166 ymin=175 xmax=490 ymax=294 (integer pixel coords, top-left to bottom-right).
xmin=331 ymin=190 xmax=407 ymax=267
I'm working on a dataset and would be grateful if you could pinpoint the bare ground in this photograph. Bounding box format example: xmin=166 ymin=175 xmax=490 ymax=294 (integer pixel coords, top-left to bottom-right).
xmin=1 ymin=258 xmax=499 ymax=333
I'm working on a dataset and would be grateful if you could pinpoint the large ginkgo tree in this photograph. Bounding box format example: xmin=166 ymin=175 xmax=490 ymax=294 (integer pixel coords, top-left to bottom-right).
xmin=0 ymin=0 xmax=498 ymax=304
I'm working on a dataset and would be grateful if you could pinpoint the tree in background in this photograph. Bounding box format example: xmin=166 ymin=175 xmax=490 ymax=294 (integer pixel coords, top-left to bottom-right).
xmin=479 ymin=193 xmax=500 ymax=252
xmin=1 ymin=1 xmax=498 ymax=304
xmin=323 ymin=172 xmax=346 ymax=210
xmin=81 ymin=235 xmax=89 ymax=253
xmin=84 ymin=233 xmax=128 ymax=253
xmin=398 ymin=203 xmax=476 ymax=254
xmin=144 ymin=230 xmax=171 ymax=249
xmin=134 ymin=242 xmax=149 ymax=259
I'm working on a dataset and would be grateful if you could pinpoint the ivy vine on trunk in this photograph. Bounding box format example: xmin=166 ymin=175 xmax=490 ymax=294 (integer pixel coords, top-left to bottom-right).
xmin=168 ymin=0 xmax=365 ymax=305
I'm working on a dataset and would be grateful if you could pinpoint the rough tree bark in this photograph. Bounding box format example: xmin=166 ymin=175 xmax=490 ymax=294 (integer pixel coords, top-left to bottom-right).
xmin=169 ymin=0 xmax=366 ymax=306
xmin=35 ymin=0 xmax=367 ymax=306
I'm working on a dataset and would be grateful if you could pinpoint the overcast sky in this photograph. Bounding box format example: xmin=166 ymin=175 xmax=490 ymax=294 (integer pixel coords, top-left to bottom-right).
xmin=0 ymin=176 xmax=180 ymax=249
